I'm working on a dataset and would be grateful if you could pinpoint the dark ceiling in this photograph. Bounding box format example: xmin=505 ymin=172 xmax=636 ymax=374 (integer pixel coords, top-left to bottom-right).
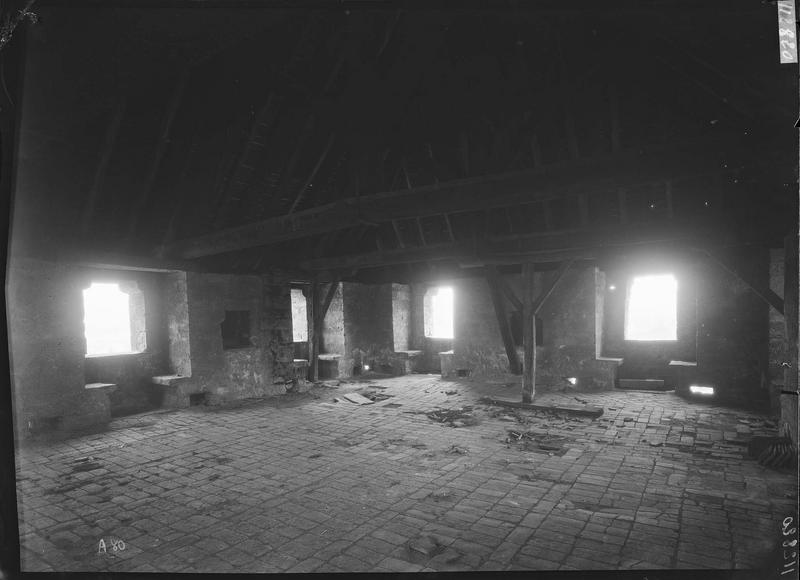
xmin=9 ymin=1 xmax=798 ymax=282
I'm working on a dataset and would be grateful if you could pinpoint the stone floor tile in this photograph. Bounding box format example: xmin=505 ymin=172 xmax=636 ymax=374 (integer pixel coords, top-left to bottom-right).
xmin=13 ymin=375 xmax=796 ymax=573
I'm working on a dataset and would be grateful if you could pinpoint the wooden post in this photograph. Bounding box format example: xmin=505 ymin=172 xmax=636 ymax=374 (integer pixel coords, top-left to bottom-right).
xmin=307 ymin=281 xmax=319 ymax=381
xmin=392 ymin=220 xmax=406 ymax=248
xmin=784 ymin=234 xmax=798 ymax=392
xmin=443 ymin=213 xmax=456 ymax=242
xmin=522 ymin=262 xmax=536 ymax=403
xmin=486 ymin=267 xmax=522 ymax=375
xmin=782 ymin=233 xmax=799 ymax=445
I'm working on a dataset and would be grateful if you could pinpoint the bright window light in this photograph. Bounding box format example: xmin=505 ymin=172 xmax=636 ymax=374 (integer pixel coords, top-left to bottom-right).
xmin=429 ymin=286 xmax=454 ymax=339
xmin=689 ymin=385 xmax=714 ymax=396
xmin=83 ymin=283 xmax=133 ymax=355
xmin=290 ymin=288 xmax=308 ymax=342
xmin=624 ymin=274 xmax=678 ymax=341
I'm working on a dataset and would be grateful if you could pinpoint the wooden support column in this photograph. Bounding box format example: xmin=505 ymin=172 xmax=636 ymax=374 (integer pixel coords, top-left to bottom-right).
xmin=522 ymin=262 xmax=536 ymax=403
xmin=784 ymin=234 xmax=798 ymax=393
xmin=391 ymin=220 xmax=405 ymax=248
xmin=307 ymin=281 xmax=319 ymax=381
xmin=308 ymin=278 xmax=340 ymax=382
xmin=319 ymin=279 xmax=340 ymax=323
xmin=704 ymin=250 xmax=784 ymax=314
xmin=416 ymin=217 xmax=427 ymax=246
xmin=487 ymin=266 xmax=522 ymax=375
xmin=496 ymin=275 xmax=522 ymax=312
xmin=533 ymin=260 xmax=573 ymax=315
xmin=443 ymin=213 xmax=456 ymax=243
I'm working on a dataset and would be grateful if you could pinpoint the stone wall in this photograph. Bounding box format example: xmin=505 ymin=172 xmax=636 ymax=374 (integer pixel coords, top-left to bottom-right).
xmin=694 ymin=249 xmax=769 ymax=406
xmin=262 ymin=272 xmax=295 ymax=386
xmin=83 ymin=271 xmax=170 ymax=416
xmin=450 ymin=265 xmax=603 ymax=389
xmin=408 ymin=283 xmax=453 ymax=373
xmin=392 ymin=283 xmax=411 ymax=352
xmin=182 ymin=271 xmax=294 ymax=402
xmin=342 ymin=282 xmax=394 ymax=373
xmin=8 ymin=259 xmax=298 ymax=437
xmin=165 ymin=271 xmax=191 ymax=377
xmin=321 ymin=283 xmax=345 ymax=355
xmin=601 ymin=260 xmax=698 ymax=367
xmin=7 ymin=259 xmax=172 ymax=437
xmin=446 ymin=251 xmax=773 ymax=405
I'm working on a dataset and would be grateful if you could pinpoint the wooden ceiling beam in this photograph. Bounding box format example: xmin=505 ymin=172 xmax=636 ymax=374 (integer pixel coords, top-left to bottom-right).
xmin=163 ymin=136 xmax=745 ymax=259
xmin=81 ymin=97 xmax=127 ymax=238
xmin=126 ymin=68 xmax=189 ymax=243
xmin=299 ymin=222 xmax=724 ymax=272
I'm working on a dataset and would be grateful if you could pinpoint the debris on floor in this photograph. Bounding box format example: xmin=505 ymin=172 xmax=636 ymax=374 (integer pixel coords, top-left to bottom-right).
xmin=487 ymin=407 xmax=529 ymax=425
xmin=506 ymin=430 xmax=570 ymax=455
xmin=287 ymin=379 xmax=315 ymax=394
xmin=749 ymin=429 xmax=798 ymax=469
xmin=446 ymin=444 xmax=469 ymax=455
xmin=429 ymin=489 xmax=454 ymax=501
xmin=479 ymin=396 xmax=603 ymax=418
xmin=444 ymin=390 xmax=458 ymax=395
xmin=406 ymin=535 xmax=446 ymax=558
xmin=342 ymin=393 xmax=375 ymax=405
xmin=362 ymin=390 xmax=393 ymax=402
xmin=425 ymin=407 xmax=479 ymax=427
xmin=316 ymin=381 xmax=341 ymax=388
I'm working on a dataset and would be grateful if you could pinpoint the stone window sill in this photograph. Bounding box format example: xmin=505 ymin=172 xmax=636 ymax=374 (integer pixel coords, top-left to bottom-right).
xmin=85 ymin=351 xmax=148 ymax=359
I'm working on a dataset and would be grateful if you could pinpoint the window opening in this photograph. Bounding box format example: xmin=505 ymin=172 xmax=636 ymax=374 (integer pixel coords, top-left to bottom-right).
xmin=83 ymin=282 xmax=137 ymax=355
xmin=221 ymin=310 xmax=252 ymax=349
xmin=624 ymin=273 xmax=678 ymax=341
xmin=290 ymin=287 xmax=308 ymax=342
xmin=424 ymin=286 xmax=454 ymax=339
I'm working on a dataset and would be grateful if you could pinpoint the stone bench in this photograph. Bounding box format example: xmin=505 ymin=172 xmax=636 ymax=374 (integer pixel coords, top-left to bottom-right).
xmin=83 ymin=383 xmax=118 ymax=425
xmin=317 ymin=354 xmax=348 ymax=379
xmin=150 ymin=375 xmax=192 ymax=409
xmin=668 ymin=360 xmax=698 ymax=393
xmin=439 ymin=350 xmax=455 ymax=378
xmin=291 ymin=358 xmax=310 ymax=380
xmin=389 ymin=350 xmax=423 ymax=375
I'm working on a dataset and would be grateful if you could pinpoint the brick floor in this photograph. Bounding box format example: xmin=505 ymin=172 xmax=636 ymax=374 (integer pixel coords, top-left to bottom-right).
xmin=13 ymin=375 xmax=798 ymax=572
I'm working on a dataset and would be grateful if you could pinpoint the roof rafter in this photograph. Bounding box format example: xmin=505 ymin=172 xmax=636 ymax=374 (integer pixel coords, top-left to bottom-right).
xmin=163 ymin=135 xmax=744 ymax=259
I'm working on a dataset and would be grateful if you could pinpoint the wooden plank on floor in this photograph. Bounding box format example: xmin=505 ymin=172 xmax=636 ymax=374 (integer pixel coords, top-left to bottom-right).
xmin=522 ymin=262 xmax=536 ymax=404
xmin=479 ymin=396 xmax=604 ymax=418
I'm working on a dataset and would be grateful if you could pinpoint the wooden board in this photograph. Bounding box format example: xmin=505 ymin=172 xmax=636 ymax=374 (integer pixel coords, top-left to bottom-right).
xmin=480 ymin=397 xmax=603 ymax=418
xmin=342 ymin=392 xmax=375 ymax=405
